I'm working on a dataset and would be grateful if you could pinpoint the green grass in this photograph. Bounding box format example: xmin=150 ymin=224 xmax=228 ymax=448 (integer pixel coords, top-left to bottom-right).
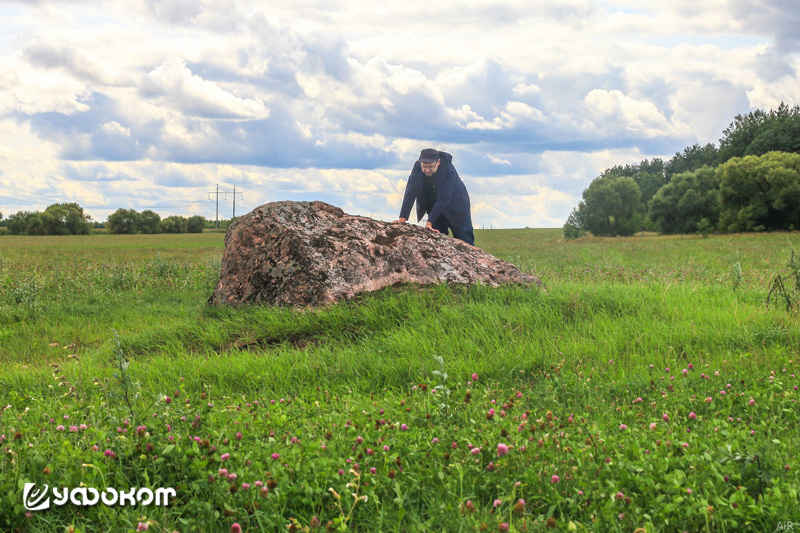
xmin=0 ymin=229 xmax=799 ymax=532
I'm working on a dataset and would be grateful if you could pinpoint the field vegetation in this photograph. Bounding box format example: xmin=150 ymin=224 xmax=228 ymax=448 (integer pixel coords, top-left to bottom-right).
xmin=0 ymin=229 xmax=799 ymax=532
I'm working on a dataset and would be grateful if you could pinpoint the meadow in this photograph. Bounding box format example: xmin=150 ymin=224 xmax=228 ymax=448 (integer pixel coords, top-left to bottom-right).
xmin=0 ymin=229 xmax=798 ymax=532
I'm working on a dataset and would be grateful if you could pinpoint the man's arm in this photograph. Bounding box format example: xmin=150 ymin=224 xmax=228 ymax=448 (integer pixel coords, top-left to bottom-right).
xmin=396 ymin=171 xmax=418 ymax=222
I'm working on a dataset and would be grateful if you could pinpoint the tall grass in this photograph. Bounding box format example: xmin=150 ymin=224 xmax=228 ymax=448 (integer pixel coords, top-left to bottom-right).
xmin=0 ymin=230 xmax=798 ymax=532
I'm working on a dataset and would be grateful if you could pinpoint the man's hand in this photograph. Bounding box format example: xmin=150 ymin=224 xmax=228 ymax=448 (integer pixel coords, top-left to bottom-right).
xmin=425 ymin=222 xmax=440 ymax=233
xmin=393 ymin=218 xmax=407 ymax=224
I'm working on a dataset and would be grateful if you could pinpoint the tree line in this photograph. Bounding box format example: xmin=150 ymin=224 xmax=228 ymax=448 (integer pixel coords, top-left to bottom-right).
xmin=0 ymin=205 xmax=233 ymax=236
xmin=564 ymin=103 xmax=800 ymax=238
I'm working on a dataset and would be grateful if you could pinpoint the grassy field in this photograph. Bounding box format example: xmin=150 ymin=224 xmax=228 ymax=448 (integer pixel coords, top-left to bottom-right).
xmin=0 ymin=229 xmax=799 ymax=532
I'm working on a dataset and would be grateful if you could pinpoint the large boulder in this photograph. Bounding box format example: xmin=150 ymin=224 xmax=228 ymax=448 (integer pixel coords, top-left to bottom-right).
xmin=208 ymin=201 xmax=543 ymax=307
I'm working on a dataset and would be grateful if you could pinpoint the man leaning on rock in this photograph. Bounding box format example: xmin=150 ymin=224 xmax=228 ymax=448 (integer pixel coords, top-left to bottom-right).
xmin=393 ymin=148 xmax=475 ymax=246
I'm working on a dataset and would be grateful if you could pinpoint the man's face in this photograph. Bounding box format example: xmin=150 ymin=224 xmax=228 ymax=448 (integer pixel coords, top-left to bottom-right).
xmin=421 ymin=159 xmax=440 ymax=176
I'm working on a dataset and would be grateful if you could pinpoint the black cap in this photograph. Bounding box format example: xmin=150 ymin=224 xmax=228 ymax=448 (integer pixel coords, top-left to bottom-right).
xmin=417 ymin=148 xmax=440 ymax=163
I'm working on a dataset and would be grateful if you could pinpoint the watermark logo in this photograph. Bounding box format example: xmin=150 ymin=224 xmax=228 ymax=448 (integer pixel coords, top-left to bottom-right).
xmin=23 ymin=483 xmax=175 ymax=511
xmin=22 ymin=483 xmax=50 ymax=511
xmin=776 ymin=522 xmax=795 ymax=532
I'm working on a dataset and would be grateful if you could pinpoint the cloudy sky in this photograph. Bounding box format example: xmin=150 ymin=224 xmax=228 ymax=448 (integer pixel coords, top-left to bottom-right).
xmin=1 ymin=0 xmax=799 ymax=228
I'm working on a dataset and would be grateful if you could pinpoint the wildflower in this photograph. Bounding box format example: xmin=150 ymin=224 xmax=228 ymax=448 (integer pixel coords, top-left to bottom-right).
xmin=682 ymin=369 xmax=688 ymax=375
xmin=619 ymin=424 xmax=627 ymax=430
xmin=471 ymin=447 xmax=481 ymax=456
xmin=104 ymin=450 xmax=116 ymax=459
xmin=551 ymin=474 xmax=560 ymax=484
xmin=471 ymin=373 xmax=478 ymax=381
xmin=356 ymin=435 xmax=363 ymax=445
xmin=720 ymin=390 xmax=726 ymax=396
xmin=748 ymin=398 xmax=755 ymax=406
xmin=688 ymin=412 xmax=697 ymax=420
xmin=662 ymin=413 xmax=669 ymax=422
xmin=616 ymin=491 xmax=624 ymax=500
xmin=241 ymin=483 xmax=250 ymax=490
xmin=271 ymin=453 xmax=280 ymax=460
xmin=513 ymin=499 xmax=525 ymax=514
xmin=56 ymin=425 xmax=65 ymax=431
xmin=69 ymin=425 xmax=78 ymax=432
xmin=487 ymin=408 xmax=495 ymax=420
xmin=431 ymin=438 xmax=439 ymax=444
xmin=465 ymin=500 xmax=476 ymax=513
xmin=400 ymin=424 xmax=408 ymax=431
xmin=366 ymin=448 xmax=374 ymax=455
xmin=686 ymin=488 xmax=692 ymax=494
xmin=499 ymin=523 xmax=510 ymax=533
xmin=383 ymin=445 xmax=390 ymax=452
xmin=338 ymin=469 xmax=344 ymax=476
xmin=497 ymin=443 xmax=508 ymax=457
xmin=137 ymin=523 xmax=148 ymax=532
xmin=649 ymin=423 xmax=657 ymax=430
xmin=218 ymin=468 xmax=229 ymax=477
xmin=493 ymin=499 xmax=502 ymax=508
xmin=486 ymin=462 xmax=495 ymax=472
xmin=220 ymin=453 xmax=230 ymax=462
xmin=370 ymin=467 xmax=377 ymax=474
xmin=231 ymin=524 xmax=242 ymax=533
xmin=704 ymin=397 xmax=713 ymax=403
xmin=682 ymin=442 xmax=689 ymax=448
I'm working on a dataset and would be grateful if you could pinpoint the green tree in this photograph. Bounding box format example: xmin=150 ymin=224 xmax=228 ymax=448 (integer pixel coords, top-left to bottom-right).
xmin=106 ymin=208 xmax=141 ymax=234
xmin=601 ymin=158 xmax=667 ymax=209
xmin=6 ymin=211 xmax=34 ymax=235
xmin=579 ymin=174 xmax=643 ymax=236
xmin=138 ymin=210 xmax=162 ymax=234
xmin=186 ymin=215 xmax=206 ymax=233
xmin=718 ymin=103 xmax=800 ymax=163
xmin=665 ymin=143 xmax=719 ymax=179
xmin=718 ymin=109 xmax=770 ymax=163
xmin=160 ymin=215 xmax=188 ymax=234
xmin=43 ymin=203 xmax=92 ymax=235
xmin=649 ymin=166 xmax=720 ymax=234
xmin=745 ymin=103 xmax=800 ymax=156
xmin=562 ymin=206 xmax=586 ymax=240
xmin=717 ymin=151 xmax=800 ymax=232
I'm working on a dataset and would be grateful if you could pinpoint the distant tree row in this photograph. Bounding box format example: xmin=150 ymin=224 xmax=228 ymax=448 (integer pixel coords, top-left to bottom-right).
xmin=4 ymin=203 xmax=92 ymax=235
xmin=0 ymin=204 xmax=225 ymax=236
xmin=565 ymin=103 xmax=800 ymax=238
xmin=105 ymin=209 xmax=206 ymax=234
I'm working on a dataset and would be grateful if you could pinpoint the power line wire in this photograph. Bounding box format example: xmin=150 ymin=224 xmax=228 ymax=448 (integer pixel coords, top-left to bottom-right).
xmin=0 ymin=186 xmax=215 ymax=211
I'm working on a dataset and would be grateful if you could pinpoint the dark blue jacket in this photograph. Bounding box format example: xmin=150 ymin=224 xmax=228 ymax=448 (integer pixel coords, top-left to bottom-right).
xmin=399 ymin=151 xmax=473 ymax=229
